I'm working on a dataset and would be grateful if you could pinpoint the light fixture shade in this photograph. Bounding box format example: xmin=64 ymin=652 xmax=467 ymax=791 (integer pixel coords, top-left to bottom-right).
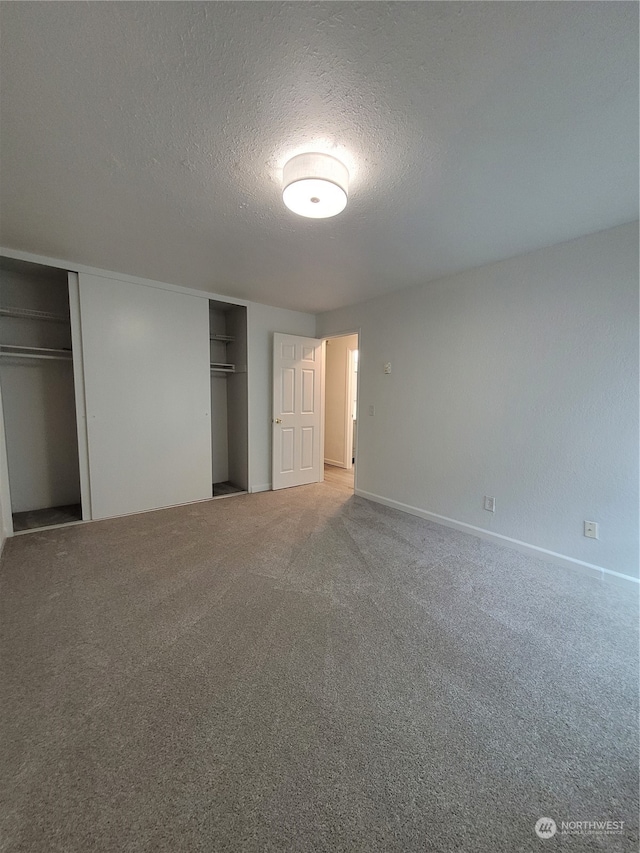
xmin=282 ymin=153 xmax=349 ymax=218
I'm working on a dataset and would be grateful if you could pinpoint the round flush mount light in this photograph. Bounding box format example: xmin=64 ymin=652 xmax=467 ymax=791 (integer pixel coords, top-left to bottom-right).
xmin=282 ymin=153 xmax=349 ymax=218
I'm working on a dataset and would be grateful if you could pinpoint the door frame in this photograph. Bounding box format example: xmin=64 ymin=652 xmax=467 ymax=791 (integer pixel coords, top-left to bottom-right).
xmin=0 ymin=383 xmax=13 ymax=538
xmin=320 ymin=330 xmax=361 ymax=487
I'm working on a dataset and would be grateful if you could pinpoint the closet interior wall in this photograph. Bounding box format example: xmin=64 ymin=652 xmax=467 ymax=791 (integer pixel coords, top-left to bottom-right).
xmin=209 ymin=301 xmax=248 ymax=496
xmin=210 ymin=305 xmax=230 ymax=486
xmin=226 ymin=306 xmax=248 ymax=491
xmin=0 ymin=258 xmax=81 ymax=529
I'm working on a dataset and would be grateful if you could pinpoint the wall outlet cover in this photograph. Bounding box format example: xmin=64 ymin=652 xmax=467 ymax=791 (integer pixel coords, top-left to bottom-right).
xmin=584 ymin=521 xmax=599 ymax=539
xmin=484 ymin=495 xmax=496 ymax=512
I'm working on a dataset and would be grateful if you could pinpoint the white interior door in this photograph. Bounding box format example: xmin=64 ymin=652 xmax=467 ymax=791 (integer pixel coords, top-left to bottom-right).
xmin=79 ymin=273 xmax=212 ymax=519
xmin=272 ymin=333 xmax=323 ymax=490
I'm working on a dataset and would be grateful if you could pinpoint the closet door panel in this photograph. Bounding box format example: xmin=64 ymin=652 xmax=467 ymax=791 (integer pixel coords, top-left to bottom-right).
xmin=79 ymin=274 xmax=211 ymax=519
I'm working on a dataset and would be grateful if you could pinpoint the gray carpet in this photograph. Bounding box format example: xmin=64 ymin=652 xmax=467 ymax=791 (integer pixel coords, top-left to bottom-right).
xmin=0 ymin=474 xmax=637 ymax=852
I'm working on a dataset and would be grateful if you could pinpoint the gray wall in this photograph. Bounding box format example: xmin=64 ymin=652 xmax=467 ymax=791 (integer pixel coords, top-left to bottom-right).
xmin=317 ymin=222 xmax=639 ymax=578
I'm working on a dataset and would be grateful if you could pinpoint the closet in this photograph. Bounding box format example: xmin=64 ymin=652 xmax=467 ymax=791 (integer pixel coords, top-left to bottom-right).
xmin=0 ymin=258 xmax=82 ymax=531
xmin=0 ymin=263 xmax=251 ymax=528
xmin=209 ymin=300 xmax=248 ymax=496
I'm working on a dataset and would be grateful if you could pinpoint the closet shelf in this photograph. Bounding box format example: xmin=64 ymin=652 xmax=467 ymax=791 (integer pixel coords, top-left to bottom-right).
xmin=0 ymin=344 xmax=72 ymax=362
xmin=210 ymin=362 xmax=235 ymax=374
xmin=210 ymin=334 xmax=235 ymax=343
xmin=0 ymin=306 xmax=70 ymax=323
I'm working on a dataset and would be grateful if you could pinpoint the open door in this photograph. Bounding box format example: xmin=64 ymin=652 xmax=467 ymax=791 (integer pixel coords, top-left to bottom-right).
xmin=272 ymin=333 xmax=323 ymax=490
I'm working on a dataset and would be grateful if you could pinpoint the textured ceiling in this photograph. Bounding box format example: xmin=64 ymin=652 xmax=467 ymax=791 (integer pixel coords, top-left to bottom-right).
xmin=0 ymin=2 xmax=637 ymax=313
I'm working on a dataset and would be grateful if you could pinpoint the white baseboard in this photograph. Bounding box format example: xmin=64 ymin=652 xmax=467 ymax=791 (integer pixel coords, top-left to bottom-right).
xmin=324 ymin=459 xmax=347 ymax=469
xmin=250 ymin=483 xmax=271 ymax=494
xmin=355 ymin=489 xmax=639 ymax=587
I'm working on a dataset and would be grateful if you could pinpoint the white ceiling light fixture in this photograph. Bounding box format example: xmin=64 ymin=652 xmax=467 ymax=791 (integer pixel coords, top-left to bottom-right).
xmin=282 ymin=153 xmax=349 ymax=219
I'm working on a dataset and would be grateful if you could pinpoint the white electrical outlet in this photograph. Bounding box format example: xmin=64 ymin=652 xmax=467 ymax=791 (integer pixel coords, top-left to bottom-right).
xmin=484 ymin=496 xmax=496 ymax=513
xmin=368 ymin=405 xmax=375 ymax=416
xmin=584 ymin=521 xmax=599 ymax=539
xmin=384 ymin=363 xmax=392 ymax=374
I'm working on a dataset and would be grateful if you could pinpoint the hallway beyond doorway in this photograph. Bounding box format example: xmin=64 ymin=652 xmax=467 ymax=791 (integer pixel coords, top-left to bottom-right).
xmin=323 ymin=334 xmax=358 ymax=474
xmin=324 ymin=463 xmax=354 ymax=490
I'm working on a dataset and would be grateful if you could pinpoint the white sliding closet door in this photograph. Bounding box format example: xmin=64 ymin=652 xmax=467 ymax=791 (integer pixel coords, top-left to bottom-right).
xmin=79 ymin=274 xmax=212 ymax=520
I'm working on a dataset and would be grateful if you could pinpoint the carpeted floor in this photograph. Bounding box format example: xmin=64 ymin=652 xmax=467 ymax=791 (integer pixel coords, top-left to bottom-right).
xmin=0 ymin=473 xmax=637 ymax=852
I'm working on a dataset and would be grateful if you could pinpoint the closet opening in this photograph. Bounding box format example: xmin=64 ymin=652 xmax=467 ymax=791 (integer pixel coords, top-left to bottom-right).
xmin=209 ymin=300 xmax=248 ymax=499
xmin=0 ymin=258 xmax=83 ymax=532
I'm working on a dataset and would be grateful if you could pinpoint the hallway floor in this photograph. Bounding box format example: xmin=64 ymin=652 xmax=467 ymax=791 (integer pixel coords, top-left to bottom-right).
xmin=323 ymin=463 xmax=354 ymax=489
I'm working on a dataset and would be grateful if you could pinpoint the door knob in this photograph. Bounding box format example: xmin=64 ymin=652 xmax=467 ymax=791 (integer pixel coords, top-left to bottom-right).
xmin=274 ymin=418 xmax=282 ymax=424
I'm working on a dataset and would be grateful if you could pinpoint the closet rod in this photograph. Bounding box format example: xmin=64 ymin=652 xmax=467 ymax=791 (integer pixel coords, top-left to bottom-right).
xmin=0 ymin=352 xmax=72 ymax=362
xmin=0 ymin=307 xmax=69 ymax=323
xmin=0 ymin=344 xmax=72 ymax=355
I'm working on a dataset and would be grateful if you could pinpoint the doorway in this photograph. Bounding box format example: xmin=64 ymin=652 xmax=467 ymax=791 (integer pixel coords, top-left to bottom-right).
xmin=209 ymin=299 xmax=248 ymax=499
xmin=323 ymin=333 xmax=359 ymax=491
xmin=0 ymin=258 xmax=83 ymax=533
